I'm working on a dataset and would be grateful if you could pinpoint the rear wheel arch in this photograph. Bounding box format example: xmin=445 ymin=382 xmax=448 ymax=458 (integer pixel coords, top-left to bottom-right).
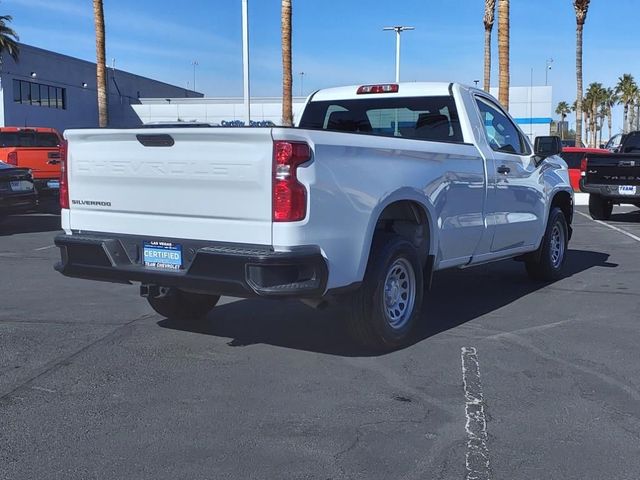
xmin=370 ymin=199 xmax=433 ymax=265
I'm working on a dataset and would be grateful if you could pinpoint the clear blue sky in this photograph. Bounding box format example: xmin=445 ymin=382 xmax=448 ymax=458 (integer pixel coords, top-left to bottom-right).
xmin=3 ymin=0 xmax=639 ymax=133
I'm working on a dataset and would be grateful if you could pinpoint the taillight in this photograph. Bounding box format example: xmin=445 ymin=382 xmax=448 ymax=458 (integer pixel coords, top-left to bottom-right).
xmin=6 ymin=151 xmax=17 ymax=166
xmin=59 ymin=143 xmax=69 ymax=209
xmin=580 ymin=156 xmax=587 ymax=177
xmin=273 ymin=140 xmax=310 ymax=222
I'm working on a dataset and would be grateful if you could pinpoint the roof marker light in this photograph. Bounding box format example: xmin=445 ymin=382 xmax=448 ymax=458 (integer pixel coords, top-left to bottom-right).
xmin=357 ymin=84 xmax=399 ymax=95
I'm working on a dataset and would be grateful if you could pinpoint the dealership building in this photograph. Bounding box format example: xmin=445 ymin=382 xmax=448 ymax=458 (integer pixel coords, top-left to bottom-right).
xmin=0 ymin=43 xmax=201 ymax=133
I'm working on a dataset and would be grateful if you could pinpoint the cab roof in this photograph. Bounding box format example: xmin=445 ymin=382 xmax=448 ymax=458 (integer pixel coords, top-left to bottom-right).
xmin=0 ymin=127 xmax=61 ymax=134
xmin=309 ymin=82 xmax=459 ymax=102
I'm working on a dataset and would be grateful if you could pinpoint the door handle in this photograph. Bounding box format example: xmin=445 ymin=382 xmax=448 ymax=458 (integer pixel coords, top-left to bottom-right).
xmin=47 ymin=160 xmax=61 ymax=165
xmin=497 ymin=165 xmax=511 ymax=174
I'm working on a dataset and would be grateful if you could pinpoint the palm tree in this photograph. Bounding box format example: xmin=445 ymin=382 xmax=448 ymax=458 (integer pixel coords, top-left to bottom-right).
xmin=0 ymin=15 xmax=19 ymax=61
xmin=497 ymin=0 xmax=509 ymax=108
xmin=281 ymin=0 xmax=293 ymax=126
xmin=615 ymin=74 xmax=638 ymax=133
xmin=483 ymin=0 xmax=496 ymax=92
xmin=573 ymin=0 xmax=590 ymax=147
xmin=93 ymin=0 xmax=108 ymax=127
xmin=585 ymin=82 xmax=605 ymax=147
xmin=555 ymin=101 xmax=571 ymax=139
xmin=629 ymin=92 xmax=640 ymax=132
xmin=602 ymin=88 xmax=617 ymax=141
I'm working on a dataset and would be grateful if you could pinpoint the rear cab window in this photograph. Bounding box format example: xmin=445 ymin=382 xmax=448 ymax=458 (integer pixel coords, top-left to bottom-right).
xmin=299 ymin=96 xmax=464 ymax=144
xmin=558 ymin=152 xmax=583 ymax=169
xmin=0 ymin=131 xmax=60 ymax=148
xmin=621 ymin=132 xmax=640 ymax=153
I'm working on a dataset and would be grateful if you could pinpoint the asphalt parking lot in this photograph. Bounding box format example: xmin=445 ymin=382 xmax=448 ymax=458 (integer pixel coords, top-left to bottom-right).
xmin=1 ymin=207 xmax=640 ymax=480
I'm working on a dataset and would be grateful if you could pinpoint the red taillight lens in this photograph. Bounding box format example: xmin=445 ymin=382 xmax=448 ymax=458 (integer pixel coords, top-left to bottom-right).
xmin=580 ymin=156 xmax=587 ymax=177
xmin=6 ymin=151 xmax=17 ymax=166
xmin=273 ymin=140 xmax=310 ymax=222
xmin=59 ymin=143 xmax=69 ymax=209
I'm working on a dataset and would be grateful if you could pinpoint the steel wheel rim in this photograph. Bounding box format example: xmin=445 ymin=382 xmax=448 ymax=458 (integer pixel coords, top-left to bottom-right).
xmin=550 ymin=223 xmax=565 ymax=268
xmin=382 ymin=258 xmax=416 ymax=330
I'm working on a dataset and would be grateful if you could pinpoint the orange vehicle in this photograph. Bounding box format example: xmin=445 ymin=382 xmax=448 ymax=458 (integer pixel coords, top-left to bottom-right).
xmin=0 ymin=127 xmax=64 ymax=196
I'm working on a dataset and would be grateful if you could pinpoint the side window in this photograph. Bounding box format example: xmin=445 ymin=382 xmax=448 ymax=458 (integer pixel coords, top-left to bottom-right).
xmin=476 ymin=97 xmax=529 ymax=155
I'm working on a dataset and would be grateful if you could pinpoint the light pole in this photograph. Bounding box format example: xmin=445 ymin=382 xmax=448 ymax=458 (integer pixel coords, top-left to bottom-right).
xmin=192 ymin=60 xmax=199 ymax=92
xmin=299 ymin=71 xmax=305 ymax=97
xmin=242 ymin=0 xmax=250 ymax=125
xmin=545 ymin=58 xmax=553 ymax=86
xmin=530 ymin=67 xmax=534 ymax=137
xmin=383 ymin=26 xmax=414 ymax=82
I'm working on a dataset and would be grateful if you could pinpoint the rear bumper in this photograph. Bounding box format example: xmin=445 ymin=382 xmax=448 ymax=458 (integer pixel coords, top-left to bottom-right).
xmin=33 ymin=178 xmax=60 ymax=196
xmin=54 ymin=233 xmax=328 ymax=298
xmin=581 ymin=181 xmax=640 ymax=202
xmin=0 ymin=192 xmax=38 ymax=214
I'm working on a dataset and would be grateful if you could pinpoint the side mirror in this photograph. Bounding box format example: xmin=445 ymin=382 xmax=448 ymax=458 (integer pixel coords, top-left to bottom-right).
xmin=599 ymin=144 xmax=605 ymax=149
xmin=534 ymin=135 xmax=562 ymax=164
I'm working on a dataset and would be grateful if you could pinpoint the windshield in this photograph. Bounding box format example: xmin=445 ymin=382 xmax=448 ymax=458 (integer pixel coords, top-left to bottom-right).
xmin=0 ymin=131 xmax=60 ymax=148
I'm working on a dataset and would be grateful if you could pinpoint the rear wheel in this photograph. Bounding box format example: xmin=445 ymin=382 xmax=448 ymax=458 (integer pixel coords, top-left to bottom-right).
xmin=345 ymin=234 xmax=424 ymax=351
xmin=525 ymin=207 xmax=568 ymax=281
xmin=588 ymin=194 xmax=613 ymax=220
xmin=147 ymin=287 xmax=220 ymax=320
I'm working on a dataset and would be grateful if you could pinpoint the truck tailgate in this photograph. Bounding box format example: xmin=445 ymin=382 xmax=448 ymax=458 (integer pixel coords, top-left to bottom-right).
xmin=8 ymin=147 xmax=61 ymax=179
xmin=585 ymin=154 xmax=640 ymax=187
xmin=64 ymin=128 xmax=275 ymax=245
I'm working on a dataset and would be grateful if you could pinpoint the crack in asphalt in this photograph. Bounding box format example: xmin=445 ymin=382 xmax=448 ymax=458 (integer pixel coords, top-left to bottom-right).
xmin=0 ymin=313 xmax=155 ymax=402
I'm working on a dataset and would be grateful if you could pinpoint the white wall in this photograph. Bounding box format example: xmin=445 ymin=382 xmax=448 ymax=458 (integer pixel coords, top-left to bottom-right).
xmin=490 ymin=86 xmax=553 ymax=140
xmin=133 ymin=97 xmax=307 ymax=126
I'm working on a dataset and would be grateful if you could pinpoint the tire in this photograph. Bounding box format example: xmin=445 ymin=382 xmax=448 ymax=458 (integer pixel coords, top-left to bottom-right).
xmin=345 ymin=234 xmax=424 ymax=351
xmin=588 ymin=194 xmax=613 ymax=220
xmin=525 ymin=207 xmax=569 ymax=281
xmin=147 ymin=287 xmax=220 ymax=320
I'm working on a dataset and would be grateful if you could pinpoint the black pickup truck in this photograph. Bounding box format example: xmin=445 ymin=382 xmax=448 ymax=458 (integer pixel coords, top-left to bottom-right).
xmin=581 ymin=131 xmax=640 ymax=220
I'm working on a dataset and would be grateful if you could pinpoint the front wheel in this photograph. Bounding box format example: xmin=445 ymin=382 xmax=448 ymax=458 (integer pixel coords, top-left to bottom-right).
xmin=345 ymin=234 xmax=424 ymax=351
xmin=525 ymin=207 xmax=569 ymax=281
xmin=147 ymin=287 xmax=220 ymax=320
xmin=588 ymin=194 xmax=613 ymax=220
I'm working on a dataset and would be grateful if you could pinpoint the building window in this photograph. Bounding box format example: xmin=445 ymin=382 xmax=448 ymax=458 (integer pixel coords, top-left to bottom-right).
xmin=12 ymin=79 xmax=66 ymax=109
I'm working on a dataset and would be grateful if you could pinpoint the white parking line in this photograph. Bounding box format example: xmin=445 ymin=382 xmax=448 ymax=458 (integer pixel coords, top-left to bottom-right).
xmin=461 ymin=347 xmax=491 ymax=480
xmin=575 ymin=211 xmax=640 ymax=242
xmin=34 ymin=245 xmax=56 ymax=251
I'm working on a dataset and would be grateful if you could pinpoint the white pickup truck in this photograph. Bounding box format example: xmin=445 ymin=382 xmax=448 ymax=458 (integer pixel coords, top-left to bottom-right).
xmin=55 ymin=82 xmax=573 ymax=350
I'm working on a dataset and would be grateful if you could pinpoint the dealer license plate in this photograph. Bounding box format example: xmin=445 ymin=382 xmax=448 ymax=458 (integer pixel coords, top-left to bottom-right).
xmin=143 ymin=241 xmax=182 ymax=270
xmin=619 ymin=185 xmax=637 ymax=195
xmin=10 ymin=180 xmax=33 ymax=192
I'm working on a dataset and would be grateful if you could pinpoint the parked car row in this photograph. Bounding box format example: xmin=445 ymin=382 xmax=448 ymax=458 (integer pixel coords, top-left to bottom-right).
xmin=0 ymin=127 xmax=63 ymax=221
xmin=0 ymin=161 xmax=38 ymax=222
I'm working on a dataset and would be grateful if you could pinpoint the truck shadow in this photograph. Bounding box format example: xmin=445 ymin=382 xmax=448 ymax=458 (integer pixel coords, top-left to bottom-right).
xmin=157 ymin=249 xmax=616 ymax=357
xmin=611 ymin=208 xmax=640 ymax=223
xmin=0 ymin=213 xmax=61 ymax=237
